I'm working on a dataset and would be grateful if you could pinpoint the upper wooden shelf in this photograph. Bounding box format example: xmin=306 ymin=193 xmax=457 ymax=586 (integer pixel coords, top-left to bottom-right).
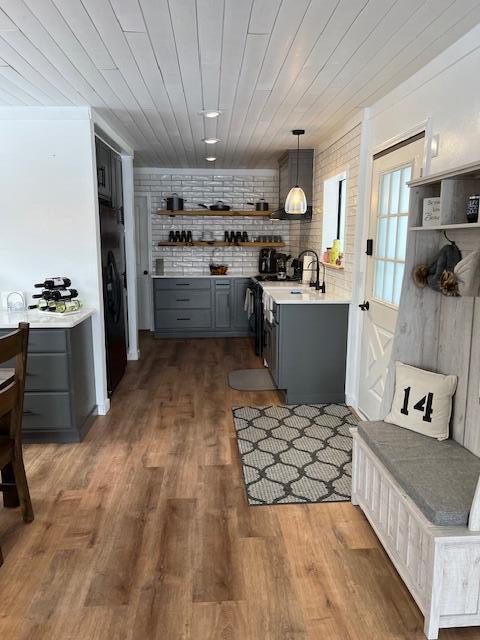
xmin=156 ymin=209 xmax=272 ymax=218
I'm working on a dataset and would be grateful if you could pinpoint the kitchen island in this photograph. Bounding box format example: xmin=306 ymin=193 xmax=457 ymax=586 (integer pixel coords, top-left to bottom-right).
xmin=0 ymin=309 xmax=96 ymax=443
xmin=259 ymin=282 xmax=351 ymax=404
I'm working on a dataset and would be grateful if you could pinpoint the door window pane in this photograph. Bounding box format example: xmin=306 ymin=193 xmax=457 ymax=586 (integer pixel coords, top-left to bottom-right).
xmin=383 ymin=261 xmax=395 ymax=304
xmin=379 ymin=173 xmax=390 ymax=215
xmin=399 ymin=166 xmax=411 ymax=212
xmin=374 ymin=260 xmax=384 ymax=300
xmin=376 ymin=217 xmax=387 ymax=258
xmin=386 ymin=217 xmax=397 ymax=259
xmin=396 ymin=216 xmax=408 ymax=260
xmin=389 ymin=170 xmax=401 ymax=215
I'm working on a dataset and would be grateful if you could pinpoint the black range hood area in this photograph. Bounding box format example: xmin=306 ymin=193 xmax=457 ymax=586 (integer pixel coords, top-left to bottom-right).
xmin=271 ymin=148 xmax=314 ymax=220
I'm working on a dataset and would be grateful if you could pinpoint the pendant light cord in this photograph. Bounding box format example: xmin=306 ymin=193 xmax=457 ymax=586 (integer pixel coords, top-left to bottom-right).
xmin=296 ymin=133 xmax=299 ymax=187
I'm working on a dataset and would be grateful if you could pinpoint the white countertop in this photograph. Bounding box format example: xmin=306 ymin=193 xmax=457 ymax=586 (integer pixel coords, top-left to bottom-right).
xmin=260 ymin=282 xmax=351 ymax=305
xmin=151 ymin=273 xmax=256 ymax=279
xmin=0 ymin=308 xmax=94 ymax=329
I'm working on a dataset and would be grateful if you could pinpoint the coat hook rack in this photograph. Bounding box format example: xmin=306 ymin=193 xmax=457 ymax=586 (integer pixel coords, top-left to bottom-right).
xmin=443 ymin=229 xmax=458 ymax=247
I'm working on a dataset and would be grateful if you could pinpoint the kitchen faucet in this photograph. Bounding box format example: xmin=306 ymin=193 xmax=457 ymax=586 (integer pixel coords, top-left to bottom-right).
xmin=298 ymin=249 xmax=326 ymax=293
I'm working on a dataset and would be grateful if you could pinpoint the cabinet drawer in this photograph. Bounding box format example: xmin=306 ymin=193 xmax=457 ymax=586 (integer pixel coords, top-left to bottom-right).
xmin=155 ymin=309 xmax=212 ymax=329
xmin=155 ymin=289 xmax=211 ymax=310
xmin=25 ymin=354 xmax=70 ymax=391
xmin=0 ymin=329 xmax=67 ymax=353
xmin=154 ymin=278 xmax=210 ymax=290
xmin=23 ymin=393 xmax=72 ymax=430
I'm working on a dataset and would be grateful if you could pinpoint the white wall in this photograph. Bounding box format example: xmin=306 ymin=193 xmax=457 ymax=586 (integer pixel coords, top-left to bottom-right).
xmin=0 ymin=107 xmax=108 ymax=411
xmin=368 ymin=24 xmax=480 ymax=170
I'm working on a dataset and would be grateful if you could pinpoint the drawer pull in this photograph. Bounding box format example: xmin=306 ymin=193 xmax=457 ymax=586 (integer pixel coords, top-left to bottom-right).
xmin=175 ymin=283 xmax=190 ymax=286
xmin=176 ymin=317 xmax=191 ymax=321
xmin=23 ymin=410 xmax=38 ymax=416
xmin=175 ymin=298 xmax=190 ymax=302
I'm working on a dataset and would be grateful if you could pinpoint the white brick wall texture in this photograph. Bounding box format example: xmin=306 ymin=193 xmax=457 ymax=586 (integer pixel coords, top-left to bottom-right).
xmin=134 ymin=171 xmax=290 ymax=275
xmin=290 ymin=124 xmax=361 ymax=297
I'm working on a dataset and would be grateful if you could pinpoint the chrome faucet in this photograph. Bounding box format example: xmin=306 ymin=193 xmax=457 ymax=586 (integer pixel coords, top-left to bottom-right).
xmin=298 ymin=249 xmax=326 ymax=293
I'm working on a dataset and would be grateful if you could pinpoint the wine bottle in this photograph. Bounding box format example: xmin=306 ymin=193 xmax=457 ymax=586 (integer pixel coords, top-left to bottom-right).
xmin=34 ymin=277 xmax=71 ymax=289
xmin=32 ymin=288 xmax=79 ymax=301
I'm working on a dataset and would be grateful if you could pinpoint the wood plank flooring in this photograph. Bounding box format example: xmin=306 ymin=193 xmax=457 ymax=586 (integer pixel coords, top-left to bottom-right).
xmin=0 ymin=334 xmax=478 ymax=639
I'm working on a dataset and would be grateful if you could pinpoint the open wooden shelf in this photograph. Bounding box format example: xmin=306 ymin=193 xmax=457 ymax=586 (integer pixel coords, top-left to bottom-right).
xmin=410 ymin=222 xmax=480 ymax=231
xmin=321 ymin=261 xmax=344 ymax=270
xmin=157 ymin=241 xmax=286 ymax=248
xmin=156 ymin=209 xmax=272 ymax=218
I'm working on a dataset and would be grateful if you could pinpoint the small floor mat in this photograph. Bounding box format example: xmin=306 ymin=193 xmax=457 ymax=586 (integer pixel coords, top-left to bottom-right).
xmin=232 ymin=404 xmax=358 ymax=505
xmin=228 ymin=368 xmax=277 ymax=391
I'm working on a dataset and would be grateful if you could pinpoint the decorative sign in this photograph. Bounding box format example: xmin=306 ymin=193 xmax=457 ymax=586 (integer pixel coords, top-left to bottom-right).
xmin=422 ymin=197 xmax=441 ymax=227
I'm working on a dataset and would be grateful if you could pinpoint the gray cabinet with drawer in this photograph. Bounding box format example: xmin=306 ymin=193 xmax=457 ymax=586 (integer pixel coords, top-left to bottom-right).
xmin=153 ymin=278 xmax=251 ymax=338
xmin=0 ymin=317 xmax=96 ymax=443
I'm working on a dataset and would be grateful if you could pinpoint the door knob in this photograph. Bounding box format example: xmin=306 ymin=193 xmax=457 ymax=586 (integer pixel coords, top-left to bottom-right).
xmin=359 ymin=300 xmax=369 ymax=311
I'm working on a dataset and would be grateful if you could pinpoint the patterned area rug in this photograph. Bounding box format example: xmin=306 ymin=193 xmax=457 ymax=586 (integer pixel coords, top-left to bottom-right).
xmin=232 ymin=404 xmax=358 ymax=505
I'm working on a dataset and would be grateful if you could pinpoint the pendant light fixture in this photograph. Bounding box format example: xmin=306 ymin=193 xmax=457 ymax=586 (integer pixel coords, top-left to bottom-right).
xmin=284 ymin=129 xmax=307 ymax=215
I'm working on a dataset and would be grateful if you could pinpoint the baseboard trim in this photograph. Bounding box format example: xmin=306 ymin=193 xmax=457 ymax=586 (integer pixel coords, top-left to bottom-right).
xmin=127 ymin=348 xmax=140 ymax=361
xmin=97 ymin=398 xmax=110 ymax=415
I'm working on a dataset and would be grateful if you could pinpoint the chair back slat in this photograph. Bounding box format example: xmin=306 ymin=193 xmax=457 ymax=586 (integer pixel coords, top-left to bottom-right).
xmin=0 ymin=323 xmax=29 ymax=442
xmin=0 ymin=382 xmax=18 ymax=420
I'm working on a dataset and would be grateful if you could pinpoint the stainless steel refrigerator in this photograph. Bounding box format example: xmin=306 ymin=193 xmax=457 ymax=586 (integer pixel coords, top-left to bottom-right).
xmin=99 ymin=204 xmax=127 ymax=396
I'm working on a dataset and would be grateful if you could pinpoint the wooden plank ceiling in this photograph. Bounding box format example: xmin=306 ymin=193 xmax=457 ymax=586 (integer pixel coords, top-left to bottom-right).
xmin=0 ymin=0 xmax=479 ymax=167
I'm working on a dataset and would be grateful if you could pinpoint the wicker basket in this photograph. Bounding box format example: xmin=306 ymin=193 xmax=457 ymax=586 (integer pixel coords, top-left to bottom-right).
xmin=209 ymin=264 xmax=228 ymax=275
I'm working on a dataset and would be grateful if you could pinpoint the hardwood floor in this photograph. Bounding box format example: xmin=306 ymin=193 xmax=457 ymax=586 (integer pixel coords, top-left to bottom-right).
xmin=0 ymin=334 xmax=478 ymax=639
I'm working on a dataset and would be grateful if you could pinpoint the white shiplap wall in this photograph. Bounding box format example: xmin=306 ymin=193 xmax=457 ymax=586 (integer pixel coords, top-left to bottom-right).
xmin=290 ymin=124 xmax=361 ymax=297
xmin=134 ymin=169 xmax=290 ymax=275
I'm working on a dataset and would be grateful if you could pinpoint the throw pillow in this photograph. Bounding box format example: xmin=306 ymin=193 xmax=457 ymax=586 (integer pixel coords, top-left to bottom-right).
xmin=385 ymin=362 xmax=457 ymax=440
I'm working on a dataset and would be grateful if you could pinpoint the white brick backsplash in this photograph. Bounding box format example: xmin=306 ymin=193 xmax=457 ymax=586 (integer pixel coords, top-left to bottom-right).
xmin=135 ymin=169 xmax=287 ymax=275
xmin=290 ymin=124 xmax=361 ymax=298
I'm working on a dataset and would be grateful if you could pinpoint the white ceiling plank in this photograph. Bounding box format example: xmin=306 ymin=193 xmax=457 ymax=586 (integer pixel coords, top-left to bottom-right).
xmin=139 ymin=0 xmax=197 ymax=165
xmin=197 ymin=0 xmax=223 ymax=112
xmin=109 ymin=0 xmax=146 ymax=33
xmin=167 ymin=0 xmax=205 ymax=165
xmin=125 ymin=31 xmax=188 ymax=165
xmin=230 ymin=89 xmax=270 ymax=167
xmin=248 ymin=0 xmax=281 ymax=34
xmin=255 ymin=0 xmax=310 ymax=92
xmin=223 ymin=33 xmax=270 ymax=167
xmin=215 ymin=0 xmax=253 ymax=165
xmin=52 ymin=0 xmax=117 ymax=70
xmin=0 ymin=70 xmax=43 ymax=103
xmin=0 ymin=33 xmax=74 ymax=104
xmin=0 ymin=7 xmax=17 ymax=30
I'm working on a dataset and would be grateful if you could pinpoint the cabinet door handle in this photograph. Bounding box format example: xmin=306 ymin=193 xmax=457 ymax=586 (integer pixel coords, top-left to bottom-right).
xmin=23 ymin=410 xmax=37 ymax=416
xmin=175 ymin=298 xmax=190 ymax=302
xmin=175 ymin=283 xmax=190 ymax=286
xmin=176 ymin=317 xmax=191 ymax=321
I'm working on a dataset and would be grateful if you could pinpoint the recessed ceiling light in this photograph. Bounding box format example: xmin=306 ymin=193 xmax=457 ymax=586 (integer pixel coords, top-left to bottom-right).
xmin=199 ymin=110 xmax=221 ymax=118
xmin=202 ymin=137 xmax=221 ymax=144
xmin=205 ymin=156 xmax=216 ymax=162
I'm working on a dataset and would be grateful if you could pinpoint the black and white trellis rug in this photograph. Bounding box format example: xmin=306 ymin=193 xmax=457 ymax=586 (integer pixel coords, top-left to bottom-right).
xmin=232 ymin=404 xmax=358 ymax=506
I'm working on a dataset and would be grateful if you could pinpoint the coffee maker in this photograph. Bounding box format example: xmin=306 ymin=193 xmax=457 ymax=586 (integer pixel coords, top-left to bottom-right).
xmin=275 ymin=253 xmax=291 ymax=279
xmin=259 ymin=248 xmax=277 ymax=274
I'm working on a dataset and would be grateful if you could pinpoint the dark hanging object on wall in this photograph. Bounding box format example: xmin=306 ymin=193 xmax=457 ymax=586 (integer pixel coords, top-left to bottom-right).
xmin=247 ymin=199 xmax=269 ymax=211
xmin=412 ymin=239 xmax=462 ymax=296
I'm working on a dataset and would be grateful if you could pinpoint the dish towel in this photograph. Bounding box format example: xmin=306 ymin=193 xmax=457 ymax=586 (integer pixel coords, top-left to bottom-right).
xmin=244 ymin=288 xmax=254 ymax=317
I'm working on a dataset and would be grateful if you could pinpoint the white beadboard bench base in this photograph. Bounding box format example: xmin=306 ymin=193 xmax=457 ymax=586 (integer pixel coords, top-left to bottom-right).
xmin=351 ymin=427 xmax=480 ymax=640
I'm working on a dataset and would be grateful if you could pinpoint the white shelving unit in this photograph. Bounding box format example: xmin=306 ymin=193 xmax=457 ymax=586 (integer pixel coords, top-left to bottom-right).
xmin=408 ymin=160 xmax=480 ymax=231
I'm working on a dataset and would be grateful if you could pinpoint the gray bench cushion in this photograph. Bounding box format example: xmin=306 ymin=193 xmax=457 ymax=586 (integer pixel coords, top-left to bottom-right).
xmin=357 ymin=421 xmax=480 ymax=527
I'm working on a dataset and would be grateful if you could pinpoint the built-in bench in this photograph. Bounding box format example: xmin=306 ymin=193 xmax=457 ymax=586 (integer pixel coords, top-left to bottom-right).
xmin=351 ymin=422 xmax=480 ymax=640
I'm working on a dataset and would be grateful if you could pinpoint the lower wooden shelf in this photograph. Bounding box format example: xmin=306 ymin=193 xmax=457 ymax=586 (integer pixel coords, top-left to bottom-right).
xmin=157 ymin=241 xmax=286 ymax=248
xmin=410 ymin=222 xmax=480 ymax=231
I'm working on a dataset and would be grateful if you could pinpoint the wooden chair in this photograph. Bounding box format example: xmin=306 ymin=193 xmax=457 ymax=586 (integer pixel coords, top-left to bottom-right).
xmin=0 ymin=322 xmax=33 ymax=566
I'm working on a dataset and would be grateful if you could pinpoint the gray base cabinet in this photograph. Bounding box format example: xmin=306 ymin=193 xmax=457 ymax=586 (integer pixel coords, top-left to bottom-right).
xmin=264 ymin=303 xmax=349 ymax=404
xmin=0 ymin=318 xmax=97 ymax=443
xmin=153 ymin=278 xmax=252 ymax=338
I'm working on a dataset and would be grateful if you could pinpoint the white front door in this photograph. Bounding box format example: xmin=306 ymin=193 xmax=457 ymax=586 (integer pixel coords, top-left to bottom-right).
xmin=358 ymin=138 xmax=425 ymax=419
xmin=134 ymin=195 xmax=153 ymax=331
